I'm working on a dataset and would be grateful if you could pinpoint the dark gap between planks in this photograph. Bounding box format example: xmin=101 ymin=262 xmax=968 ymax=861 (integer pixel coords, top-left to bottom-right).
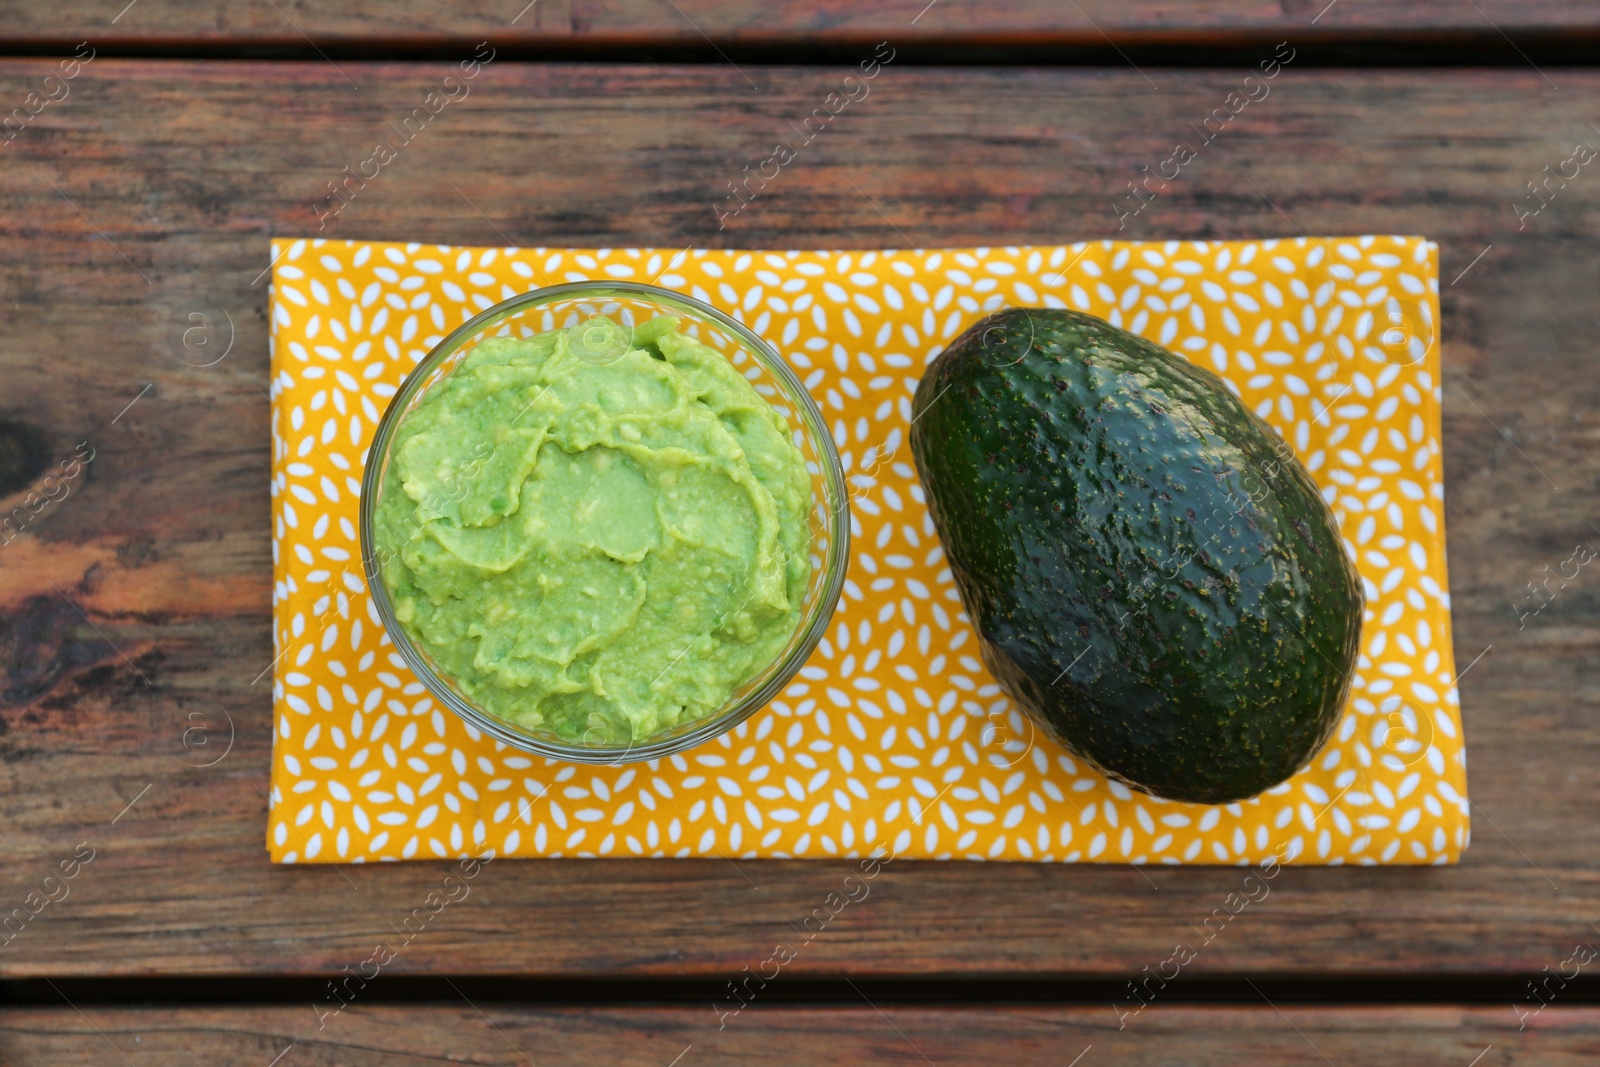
xmin=7 ymin=976 xmax=1600 ymax=1008
xmin=0 ymin=30 xmax=1596 ymax=66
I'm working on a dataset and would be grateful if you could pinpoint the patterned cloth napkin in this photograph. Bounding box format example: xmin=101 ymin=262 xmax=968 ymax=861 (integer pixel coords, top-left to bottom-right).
xmin=268 ymin=236 xmax=1467 ymax=864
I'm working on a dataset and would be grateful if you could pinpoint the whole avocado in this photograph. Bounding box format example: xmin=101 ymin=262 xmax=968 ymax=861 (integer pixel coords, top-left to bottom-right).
xmin=910 ymin=308 xmax=1362 ymax=804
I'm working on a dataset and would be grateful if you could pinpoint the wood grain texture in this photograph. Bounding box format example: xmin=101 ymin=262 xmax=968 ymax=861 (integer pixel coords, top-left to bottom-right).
xmin=0 ymin=0 xmax=1596 ymax=51
xmin=4 ymin=1003 xmax=1599 ymax=1065
xmin=0 ymin=60 xmax=1595 ymax=980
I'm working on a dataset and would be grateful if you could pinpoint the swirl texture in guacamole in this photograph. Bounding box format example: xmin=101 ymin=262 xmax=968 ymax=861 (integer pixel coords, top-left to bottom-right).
xmin=374 ymin=314 xmax=812 ymax=745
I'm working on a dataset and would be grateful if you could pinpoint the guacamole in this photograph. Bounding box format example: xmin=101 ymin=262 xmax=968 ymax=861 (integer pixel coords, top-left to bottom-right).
xmin=373 ymin=314 xmax=813 ymax=745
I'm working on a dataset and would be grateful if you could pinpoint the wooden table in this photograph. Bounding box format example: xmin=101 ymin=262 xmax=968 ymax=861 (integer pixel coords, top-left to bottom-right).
xmin=1 ymin=4 xmax=1597 ymax=1063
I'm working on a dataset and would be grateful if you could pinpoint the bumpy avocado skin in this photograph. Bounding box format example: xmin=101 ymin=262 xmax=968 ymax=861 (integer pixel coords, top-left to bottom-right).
xmin=910 ymin=309 xmax=1363 ymax=804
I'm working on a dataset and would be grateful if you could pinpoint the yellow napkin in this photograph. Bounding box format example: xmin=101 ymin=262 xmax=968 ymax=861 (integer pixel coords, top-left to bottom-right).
xmin=268 ymin=237 xmax=1466 ymax=864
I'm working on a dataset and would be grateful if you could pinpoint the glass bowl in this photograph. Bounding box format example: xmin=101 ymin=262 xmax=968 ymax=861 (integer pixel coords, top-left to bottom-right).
xmin=359 ymin=280 xmax=849 ymax=764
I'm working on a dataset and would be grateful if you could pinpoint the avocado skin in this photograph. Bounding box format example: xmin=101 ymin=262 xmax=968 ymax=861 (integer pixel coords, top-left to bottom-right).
xmin=910 ymin=309 xmax=1363 ymax=804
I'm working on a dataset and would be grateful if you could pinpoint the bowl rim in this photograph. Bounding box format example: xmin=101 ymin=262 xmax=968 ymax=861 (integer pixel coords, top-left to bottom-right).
xmin=358 ymin=278 xmax=850 ymax=764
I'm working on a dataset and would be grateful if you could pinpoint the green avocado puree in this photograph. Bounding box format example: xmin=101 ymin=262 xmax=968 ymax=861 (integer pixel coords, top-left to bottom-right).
xmin=374 ymin=314 xmax=812 ymax=745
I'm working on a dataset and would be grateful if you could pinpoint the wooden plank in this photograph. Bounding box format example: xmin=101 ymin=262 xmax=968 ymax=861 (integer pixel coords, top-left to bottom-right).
xmin=3 ymin=1004 xmax=1597 ymax=1065
xmin=0 ymin=60 xmax=1596 ymax=979
xmin=0 ymin=0 xmax=1596 ymax=52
